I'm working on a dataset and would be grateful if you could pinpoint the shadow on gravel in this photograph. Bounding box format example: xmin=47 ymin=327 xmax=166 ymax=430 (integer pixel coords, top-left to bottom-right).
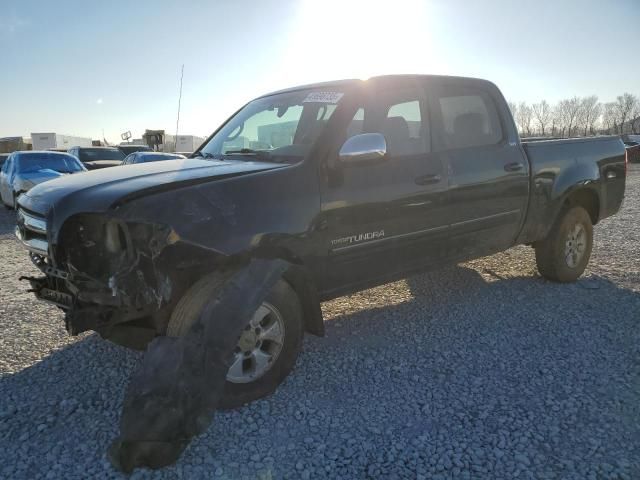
xmin=1 ymin=264 xmax=639 ymax=477
xmin=0 ymin=209 xmax=16 ymax=236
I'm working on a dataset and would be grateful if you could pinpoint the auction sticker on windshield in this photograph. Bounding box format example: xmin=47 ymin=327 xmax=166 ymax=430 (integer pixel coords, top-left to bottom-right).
xmin=303 ymin=92 xmax=344 ymax=103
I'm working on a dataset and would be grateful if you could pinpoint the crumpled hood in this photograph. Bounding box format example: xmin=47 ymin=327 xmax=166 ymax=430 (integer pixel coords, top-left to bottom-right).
xmin=18 ymin=158 xmax=284 ymax=229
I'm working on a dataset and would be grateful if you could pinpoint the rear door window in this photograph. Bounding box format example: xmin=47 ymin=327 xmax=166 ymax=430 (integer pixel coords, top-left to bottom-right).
xmin=432 ymin=85 xmax=503 ymax=150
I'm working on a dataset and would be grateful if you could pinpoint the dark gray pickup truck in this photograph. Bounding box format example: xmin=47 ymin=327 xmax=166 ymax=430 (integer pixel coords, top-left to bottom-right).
xmin=16 ymin=74 xmax=627 ymax=407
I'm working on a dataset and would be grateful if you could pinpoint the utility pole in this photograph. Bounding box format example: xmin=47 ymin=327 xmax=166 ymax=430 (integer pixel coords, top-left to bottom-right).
xmin=175 ymin=64 xmax=184 ymax=151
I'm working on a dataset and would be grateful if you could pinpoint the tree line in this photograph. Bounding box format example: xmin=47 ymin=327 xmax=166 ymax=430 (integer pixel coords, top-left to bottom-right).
xmin=507 ymin=93 xmax=640 ymax=138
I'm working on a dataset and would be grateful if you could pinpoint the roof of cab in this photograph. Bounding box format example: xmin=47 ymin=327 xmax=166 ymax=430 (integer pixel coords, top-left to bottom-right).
xmin=259 ymin=74 xmax=495 ymax=99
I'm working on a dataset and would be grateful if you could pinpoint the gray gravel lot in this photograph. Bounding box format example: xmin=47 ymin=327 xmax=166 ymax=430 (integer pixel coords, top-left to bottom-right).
xmin=1 ymin=166 xmax=639 ymax=479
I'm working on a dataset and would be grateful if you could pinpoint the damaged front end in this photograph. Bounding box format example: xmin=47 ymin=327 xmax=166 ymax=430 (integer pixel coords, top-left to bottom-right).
xmin=17 ymin=208 xmax=212 ymax=344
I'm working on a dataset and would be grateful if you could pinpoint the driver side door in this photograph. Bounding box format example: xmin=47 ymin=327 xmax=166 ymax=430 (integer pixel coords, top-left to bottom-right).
xmin=320 ymin=82 xmax=449 ymax=294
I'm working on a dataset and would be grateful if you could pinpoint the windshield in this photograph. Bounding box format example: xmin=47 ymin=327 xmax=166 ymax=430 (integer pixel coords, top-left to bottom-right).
xmin=17 ymin=153 xmax=84 ymax=173
xmin=79 ymin=148 xmax=125 ymax=162
xmin=198 ymin=88 xmax=344 ymax=162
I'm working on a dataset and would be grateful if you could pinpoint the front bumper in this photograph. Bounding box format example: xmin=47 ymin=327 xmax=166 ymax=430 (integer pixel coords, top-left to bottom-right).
xmin=15 ymin=208 xmax=180 ymax=336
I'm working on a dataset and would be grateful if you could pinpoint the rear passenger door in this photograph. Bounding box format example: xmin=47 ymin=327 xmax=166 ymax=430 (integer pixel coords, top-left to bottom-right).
xmin=429 ymin=81 xmax=529 ymax=259
xmin=321 ymin=82 xmax=449 ymax=292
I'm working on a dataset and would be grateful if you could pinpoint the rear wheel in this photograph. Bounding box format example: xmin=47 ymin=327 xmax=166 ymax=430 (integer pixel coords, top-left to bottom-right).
xmin=167 ymin=270 xmax=304 ymax=409
xmin=535 ymin=206 xmax=593 ymax=282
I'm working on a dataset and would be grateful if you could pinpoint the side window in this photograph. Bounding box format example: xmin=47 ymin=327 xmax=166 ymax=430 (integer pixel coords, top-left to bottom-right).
xmin=433 ymin=86 xmax=502 ymax=149
xmin=344 ymin=90 xmax=429 ymax=157
xmin=383 ymin=99 xmax=427 ymax=156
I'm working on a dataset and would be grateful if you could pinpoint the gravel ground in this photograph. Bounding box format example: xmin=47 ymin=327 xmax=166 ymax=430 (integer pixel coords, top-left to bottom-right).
xmin=1 ymin=166 xmax=639 ymax=479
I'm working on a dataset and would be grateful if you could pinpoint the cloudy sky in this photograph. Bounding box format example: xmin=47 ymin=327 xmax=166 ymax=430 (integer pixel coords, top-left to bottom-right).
xmin=1 ymin=0 xmax=638 ymax=143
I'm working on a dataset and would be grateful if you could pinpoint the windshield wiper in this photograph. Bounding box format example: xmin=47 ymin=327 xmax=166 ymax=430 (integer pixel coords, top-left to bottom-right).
xmin=224 ymin=148 xmax=273 ymax=160
xmin=224 ymin=148 xmax=270 ymax=156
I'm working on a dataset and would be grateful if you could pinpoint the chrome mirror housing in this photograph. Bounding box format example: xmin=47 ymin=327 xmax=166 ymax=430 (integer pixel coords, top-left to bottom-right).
xmin=338 ymin=133 xmax=387 ymax=165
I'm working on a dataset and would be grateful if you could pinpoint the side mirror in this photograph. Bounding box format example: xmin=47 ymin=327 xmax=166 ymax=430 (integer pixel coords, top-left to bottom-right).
xmin=338 ymin=133 xmax=387 ymax=165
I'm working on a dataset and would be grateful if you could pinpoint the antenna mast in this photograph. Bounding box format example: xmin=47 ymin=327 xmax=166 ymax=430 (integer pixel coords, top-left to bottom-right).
xmin=175 ymin=64 xmax=184 ymax=150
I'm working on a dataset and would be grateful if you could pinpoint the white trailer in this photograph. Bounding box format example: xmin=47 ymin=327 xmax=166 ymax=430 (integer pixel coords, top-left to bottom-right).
xmin=176 ymin=135 xmax=206 ymax=152
xmin=30 ymin=133 xmax=92 ymax=151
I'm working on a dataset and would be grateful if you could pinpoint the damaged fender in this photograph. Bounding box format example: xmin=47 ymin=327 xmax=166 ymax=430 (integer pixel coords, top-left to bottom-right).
xmin=17 ymin=157 xmax=325 ymax=340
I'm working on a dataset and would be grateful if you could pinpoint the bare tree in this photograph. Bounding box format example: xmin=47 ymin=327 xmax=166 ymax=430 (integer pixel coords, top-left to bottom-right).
xmin=578 ymin=96 xmax=600 ymax=136
xmin=516 ymin=102 xmax=533 ymax=137
xmin=557 ymin=97 xmax=582 ymax=137
xmin=614 ymin=93 xmax=638 ymax=134
xmin=532 ymin=100 xmax=552 ymax=136
xmin=602 ymin=102 xmax=617 ymax=134
xmin=507 ymin=93 xmax=639 ymax=137
xmin=630 ymin=100 xmax=640 ymax=134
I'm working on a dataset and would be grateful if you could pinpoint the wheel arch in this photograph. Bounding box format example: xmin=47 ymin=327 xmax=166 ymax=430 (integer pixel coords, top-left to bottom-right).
xmin=239 ymin=246 xmax=325 ymax=338
xmin=183 ymin=245 xmax=325 ymax=338
xmin=563 ymin=187 xmax=600 ymax=225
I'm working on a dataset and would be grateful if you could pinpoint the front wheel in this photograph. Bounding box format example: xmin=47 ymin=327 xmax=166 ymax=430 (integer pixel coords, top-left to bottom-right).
xmin=167 ymin=271 xmax=304 ymax=409
xmin=535 ymin=206 xmax=593 ymax=282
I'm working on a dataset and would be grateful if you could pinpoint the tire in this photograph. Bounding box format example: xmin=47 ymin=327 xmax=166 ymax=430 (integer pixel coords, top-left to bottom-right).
xmin=167 ymin=270 xmax=304 ymax=409
xmin=535 ymin=206 xmax=593 ymax=282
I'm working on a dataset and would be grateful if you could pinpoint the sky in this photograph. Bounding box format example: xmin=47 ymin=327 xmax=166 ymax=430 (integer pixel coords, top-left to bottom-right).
xmin=1 ymin=0 xmax=638 ymax=143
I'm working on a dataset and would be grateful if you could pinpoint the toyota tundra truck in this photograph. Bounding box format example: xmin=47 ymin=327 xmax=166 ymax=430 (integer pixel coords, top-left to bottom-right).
xmin=15 ymin=75 xmax=627 ymax=408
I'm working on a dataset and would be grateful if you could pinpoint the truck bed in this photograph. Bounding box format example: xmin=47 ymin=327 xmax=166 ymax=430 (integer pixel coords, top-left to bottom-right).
xmin=517 ymin=135 xmax=626 ymax=244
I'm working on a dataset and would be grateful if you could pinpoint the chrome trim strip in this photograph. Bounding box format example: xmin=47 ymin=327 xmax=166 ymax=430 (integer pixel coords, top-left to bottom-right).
xmin=450 ymin=209 xmax=521 ymax=228
xmin=17 ymin=209 xmax=47 ymax=234
xmin=15 ymin=226 xmax=48 ymax=256
xmin=330 ymin=209 xmax=521 ymax=253
xmin=331 ymin=225 xmax=448 ymax=253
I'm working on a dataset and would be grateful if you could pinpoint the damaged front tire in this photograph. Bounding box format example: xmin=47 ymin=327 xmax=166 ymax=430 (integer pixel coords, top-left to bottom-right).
xmin=167 ymin=269 xmax=303 ymax=409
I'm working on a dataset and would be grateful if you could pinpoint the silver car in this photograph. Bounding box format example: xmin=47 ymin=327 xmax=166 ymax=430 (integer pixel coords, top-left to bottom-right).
xmin=0 ymin=151 xmax=86 ymax=209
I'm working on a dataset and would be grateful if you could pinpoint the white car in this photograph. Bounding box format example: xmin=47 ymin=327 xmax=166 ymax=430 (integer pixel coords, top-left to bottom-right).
xmin=0 ymin=151 xmax=86 ymax=209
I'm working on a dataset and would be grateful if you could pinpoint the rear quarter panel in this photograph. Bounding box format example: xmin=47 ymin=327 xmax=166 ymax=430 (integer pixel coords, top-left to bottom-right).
xmin=517 ymin=136 xmax=626 ymax=243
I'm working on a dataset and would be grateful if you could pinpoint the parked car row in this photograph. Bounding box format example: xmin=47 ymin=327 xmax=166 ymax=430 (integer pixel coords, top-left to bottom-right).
xmin=0 ymin=146 xmax=189 ymax=208
xmin=1 ymin=151 xmax=86 ymax=208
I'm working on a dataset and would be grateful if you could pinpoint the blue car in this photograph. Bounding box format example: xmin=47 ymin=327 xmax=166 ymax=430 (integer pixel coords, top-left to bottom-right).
xmin=121 ymin=151 xmax=185 ymax=165
xmin=0 ymin=151 xmax=86 ymax=209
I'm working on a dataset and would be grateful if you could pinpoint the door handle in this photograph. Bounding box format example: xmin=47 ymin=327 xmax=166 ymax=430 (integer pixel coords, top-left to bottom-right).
xmin=415 ymin=174 xmax=442 ymax=185
xmin=504 ymin=162 xmax=524 ymax=172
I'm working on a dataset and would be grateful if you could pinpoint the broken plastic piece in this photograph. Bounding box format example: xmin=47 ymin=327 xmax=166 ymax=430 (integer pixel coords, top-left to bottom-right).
xmin=108 ymin=258 xmax=288 ymax=472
